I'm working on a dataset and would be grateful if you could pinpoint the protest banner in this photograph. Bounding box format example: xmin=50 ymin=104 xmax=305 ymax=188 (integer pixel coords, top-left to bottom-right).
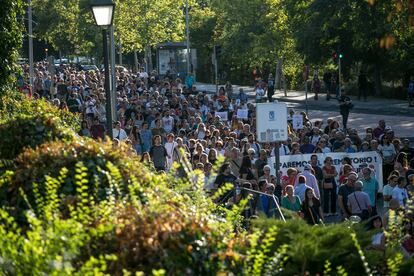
xmin=215 ymin=111 xmax=228 ymax=121
xmin=268 ymin=151 xmax=384 ymax=191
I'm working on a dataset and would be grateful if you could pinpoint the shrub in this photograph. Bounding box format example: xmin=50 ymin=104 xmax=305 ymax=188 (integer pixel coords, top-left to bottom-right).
xmin=0 ymin=96 xmax=80 ymax=160
xmin=0 ymin=114 xmax=76 ymax=160
xmin=0 ymin=139 xmax=150 ymax=223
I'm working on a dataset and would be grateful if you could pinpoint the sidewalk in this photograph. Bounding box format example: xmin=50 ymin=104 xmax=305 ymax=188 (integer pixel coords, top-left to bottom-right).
xmin=195 ymin=82 xmax=414 ymax=117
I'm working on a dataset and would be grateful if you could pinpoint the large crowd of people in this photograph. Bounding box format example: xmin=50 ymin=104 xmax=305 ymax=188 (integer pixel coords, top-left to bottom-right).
xmin=20 ymin=61 xmax=414 ymax=256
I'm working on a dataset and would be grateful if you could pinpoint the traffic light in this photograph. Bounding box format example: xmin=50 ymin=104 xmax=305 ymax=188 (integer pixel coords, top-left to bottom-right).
xmin=214 ymin=45 xmax=222 ymax=59
xmin=339 ymin=53 xmax=343 ymax=59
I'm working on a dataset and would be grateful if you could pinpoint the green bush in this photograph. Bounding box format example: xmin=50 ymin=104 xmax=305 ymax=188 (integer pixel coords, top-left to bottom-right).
xmin=0 ymin=95 xmax=80 ymax=160
xmin=0 ymin=139 xmax=151 ymax=223
xmin=0 ymin=160 xmax=244 ymax=275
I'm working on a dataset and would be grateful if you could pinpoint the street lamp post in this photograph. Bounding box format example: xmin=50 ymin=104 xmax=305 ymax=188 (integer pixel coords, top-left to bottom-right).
xmin=28 ymin=0 xmax=34 ymax=92
xmin=90 ymin=0 xmax=115 ymax=140
xmin=185 ymin=0 xmax=191 ymax=76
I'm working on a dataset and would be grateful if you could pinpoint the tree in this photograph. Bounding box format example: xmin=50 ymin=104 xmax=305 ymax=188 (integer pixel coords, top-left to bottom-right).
xmin=31 ymin=0 xmax=97 ymax=57
xmin=0 ymin=0 xmax=23 ymax=95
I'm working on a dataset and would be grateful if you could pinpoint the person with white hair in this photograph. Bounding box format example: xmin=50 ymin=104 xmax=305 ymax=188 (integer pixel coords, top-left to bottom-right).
xmin=347 ymin=180 xmax=372 ymax=220
xmin=296 ymin=164 xmax=320 ymax=199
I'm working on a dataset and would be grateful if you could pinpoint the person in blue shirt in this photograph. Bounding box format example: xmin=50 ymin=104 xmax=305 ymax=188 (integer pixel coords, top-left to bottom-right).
xmin=185 ymin=73 xmax=194 ymax=90
xmin=361 ymin=167 xmax=379 ymax=214
xmin=237 ymin=88 xmax=249 ymax=103
xmin=344 ymin=138 xmax=356 ymax=153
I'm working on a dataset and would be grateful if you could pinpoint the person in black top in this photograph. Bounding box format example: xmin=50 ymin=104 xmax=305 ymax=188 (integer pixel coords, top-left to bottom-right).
xmin=214 ymin=163 xmax=237 ymax=189
xmin=358 ymin=71 xmax=368 ymax=101
xmin=338 ymin=172 xmax=357 ymax=220
xmin=338 ymin=92 xmax=353 ymax=133
xmin=323 ymin=71 xmax=332 ymax=100
xmin=239 ymin=155 xmax=255 ymax=181
xmin=301 ymin=188 xmax=324 ymax=225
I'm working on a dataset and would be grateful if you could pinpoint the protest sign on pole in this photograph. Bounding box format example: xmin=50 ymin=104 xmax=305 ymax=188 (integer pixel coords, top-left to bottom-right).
xmin=292 ymin=114 xmax=303 ymax=130
xmin=236 ymin=109 xmax=248 ymax=120
xmin=268 ymin=151 xmax=384 ymax=191
xmin=256 ymin=103 xmax=288 ymax=142
xmin=215 ymin=111 xmax=228 ymax=121
xmin=256 ymin=103 xmax=288 ymax=187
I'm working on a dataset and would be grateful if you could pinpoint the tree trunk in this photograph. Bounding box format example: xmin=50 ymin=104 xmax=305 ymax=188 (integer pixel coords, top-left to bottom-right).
xmin=374 ymin=64 xmax=382 ymax=96
xmin=134 ymin=51 xmax=138 ymax=73
xmin=145 ymin=46 xmax=153 ymax=72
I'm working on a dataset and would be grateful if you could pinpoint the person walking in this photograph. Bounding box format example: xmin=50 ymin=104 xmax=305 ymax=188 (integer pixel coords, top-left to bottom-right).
xmin=267 ymin=73 xmax=275 ymax=102
xmin=312 ymin=75 xmax=321 ymax=100
xmin=149 ymin=135 xmax=169 ymax=172
xmin=301 ymin=188 xmax=324 ymax=225
xmin=281 ymin=185 xmax=302 ymax=212
xmin=338 ymin=91 xmax=353 ymax=132
xmin=322 ymin=157 xmax=338 ymax=216
xmin=347 ymin=180 xmax=372 ymax=221
xmin=408 ymin=76 xmax=414 ymax=107
xmin=323 ymin=71 xmax=332 ymax=101
xmin=358 ymin=71 xmax=368 ymax=101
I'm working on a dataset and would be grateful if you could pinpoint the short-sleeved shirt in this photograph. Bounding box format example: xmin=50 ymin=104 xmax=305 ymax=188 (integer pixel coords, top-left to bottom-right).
xmin=338 ymin=184 xmax=355 ymax=213
xmin=347 ymin=191 xmax=371 ymax=214
xmin=281 ymin=196 xmax=301 ymax=212
xmin=362 ymin=177 xmax=379 ymax=205
xmin=382 ymin=184 xmax=394 ymax=209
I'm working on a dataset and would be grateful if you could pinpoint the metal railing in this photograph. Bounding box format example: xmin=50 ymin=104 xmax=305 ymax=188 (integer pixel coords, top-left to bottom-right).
xmin=216 ymin=187 xmax=286 ymax=222
xmin=240 ymin=187 xmax=286 ymax=222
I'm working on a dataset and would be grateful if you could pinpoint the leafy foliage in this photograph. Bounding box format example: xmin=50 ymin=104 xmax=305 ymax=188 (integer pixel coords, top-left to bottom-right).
xmin=0 ymin=0 xmax=23 ymax=95
xmin=0 ymin=96 xmax=79 ymax=160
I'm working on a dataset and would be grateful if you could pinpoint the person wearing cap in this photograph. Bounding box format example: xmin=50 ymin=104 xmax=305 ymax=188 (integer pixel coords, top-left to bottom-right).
xmin=296 ymin=164 xmax=320 ymax=199
xmin=347 ymin=180 xmax=372 ymax=220
xmin=361 ymin=167 xmax=379 ymax=213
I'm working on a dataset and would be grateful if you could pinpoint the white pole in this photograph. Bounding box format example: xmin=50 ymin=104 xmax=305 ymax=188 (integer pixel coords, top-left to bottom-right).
xmin=28 ymin=0 xmax=34 ymax=91
xmin=110 ymin=26 xmax=117 ymax=123
xmin=185 ymin=0 xmax=190 ymax=76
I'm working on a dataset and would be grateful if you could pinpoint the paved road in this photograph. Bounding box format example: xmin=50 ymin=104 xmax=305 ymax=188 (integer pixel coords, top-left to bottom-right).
xmin=196 ymin=82 xmax=414 ymax=139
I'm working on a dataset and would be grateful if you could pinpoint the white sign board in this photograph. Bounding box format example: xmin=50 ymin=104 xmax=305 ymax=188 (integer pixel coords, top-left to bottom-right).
xmin=236 ymin=109 xmax=248 ymax=119
xmin=267 ymin=151 xmax=384 ymax=191
xmin=256 ymin=103 xmax=288 ymax=142
xmin=292 ymin=114 xmax=304 ymax=130
xmin=215 ymin=111 xmax=228 ymax=121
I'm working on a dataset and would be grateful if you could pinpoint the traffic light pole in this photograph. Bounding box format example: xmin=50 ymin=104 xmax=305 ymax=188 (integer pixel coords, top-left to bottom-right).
xmin=338 ymin=57 xmax=342 ymax=98
xmin=214 ymin=47 xmax=218 ymax=94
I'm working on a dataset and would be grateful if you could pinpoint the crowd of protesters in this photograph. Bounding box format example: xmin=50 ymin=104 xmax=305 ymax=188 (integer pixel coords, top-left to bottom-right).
xmin=20 ymin=61 xmax=414 ymax=256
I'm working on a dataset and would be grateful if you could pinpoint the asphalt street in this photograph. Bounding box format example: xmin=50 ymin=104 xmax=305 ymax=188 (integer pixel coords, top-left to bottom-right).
xmin=196 ymin=83 xmax=414 ymax=139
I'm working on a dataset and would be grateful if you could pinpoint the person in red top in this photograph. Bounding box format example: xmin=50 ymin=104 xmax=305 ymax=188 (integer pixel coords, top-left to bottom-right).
xmin=339 ymin=164 xmax=353 ymax=185
xmin=322 ymin=157 xmax=338 ymax=216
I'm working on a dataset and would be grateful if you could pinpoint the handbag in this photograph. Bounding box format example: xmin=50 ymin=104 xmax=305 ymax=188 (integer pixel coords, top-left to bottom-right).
xmin=353 ymin=193 xmax=370 ymax=220
xmin=322 ymin=178 xmax=333 ymax=189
